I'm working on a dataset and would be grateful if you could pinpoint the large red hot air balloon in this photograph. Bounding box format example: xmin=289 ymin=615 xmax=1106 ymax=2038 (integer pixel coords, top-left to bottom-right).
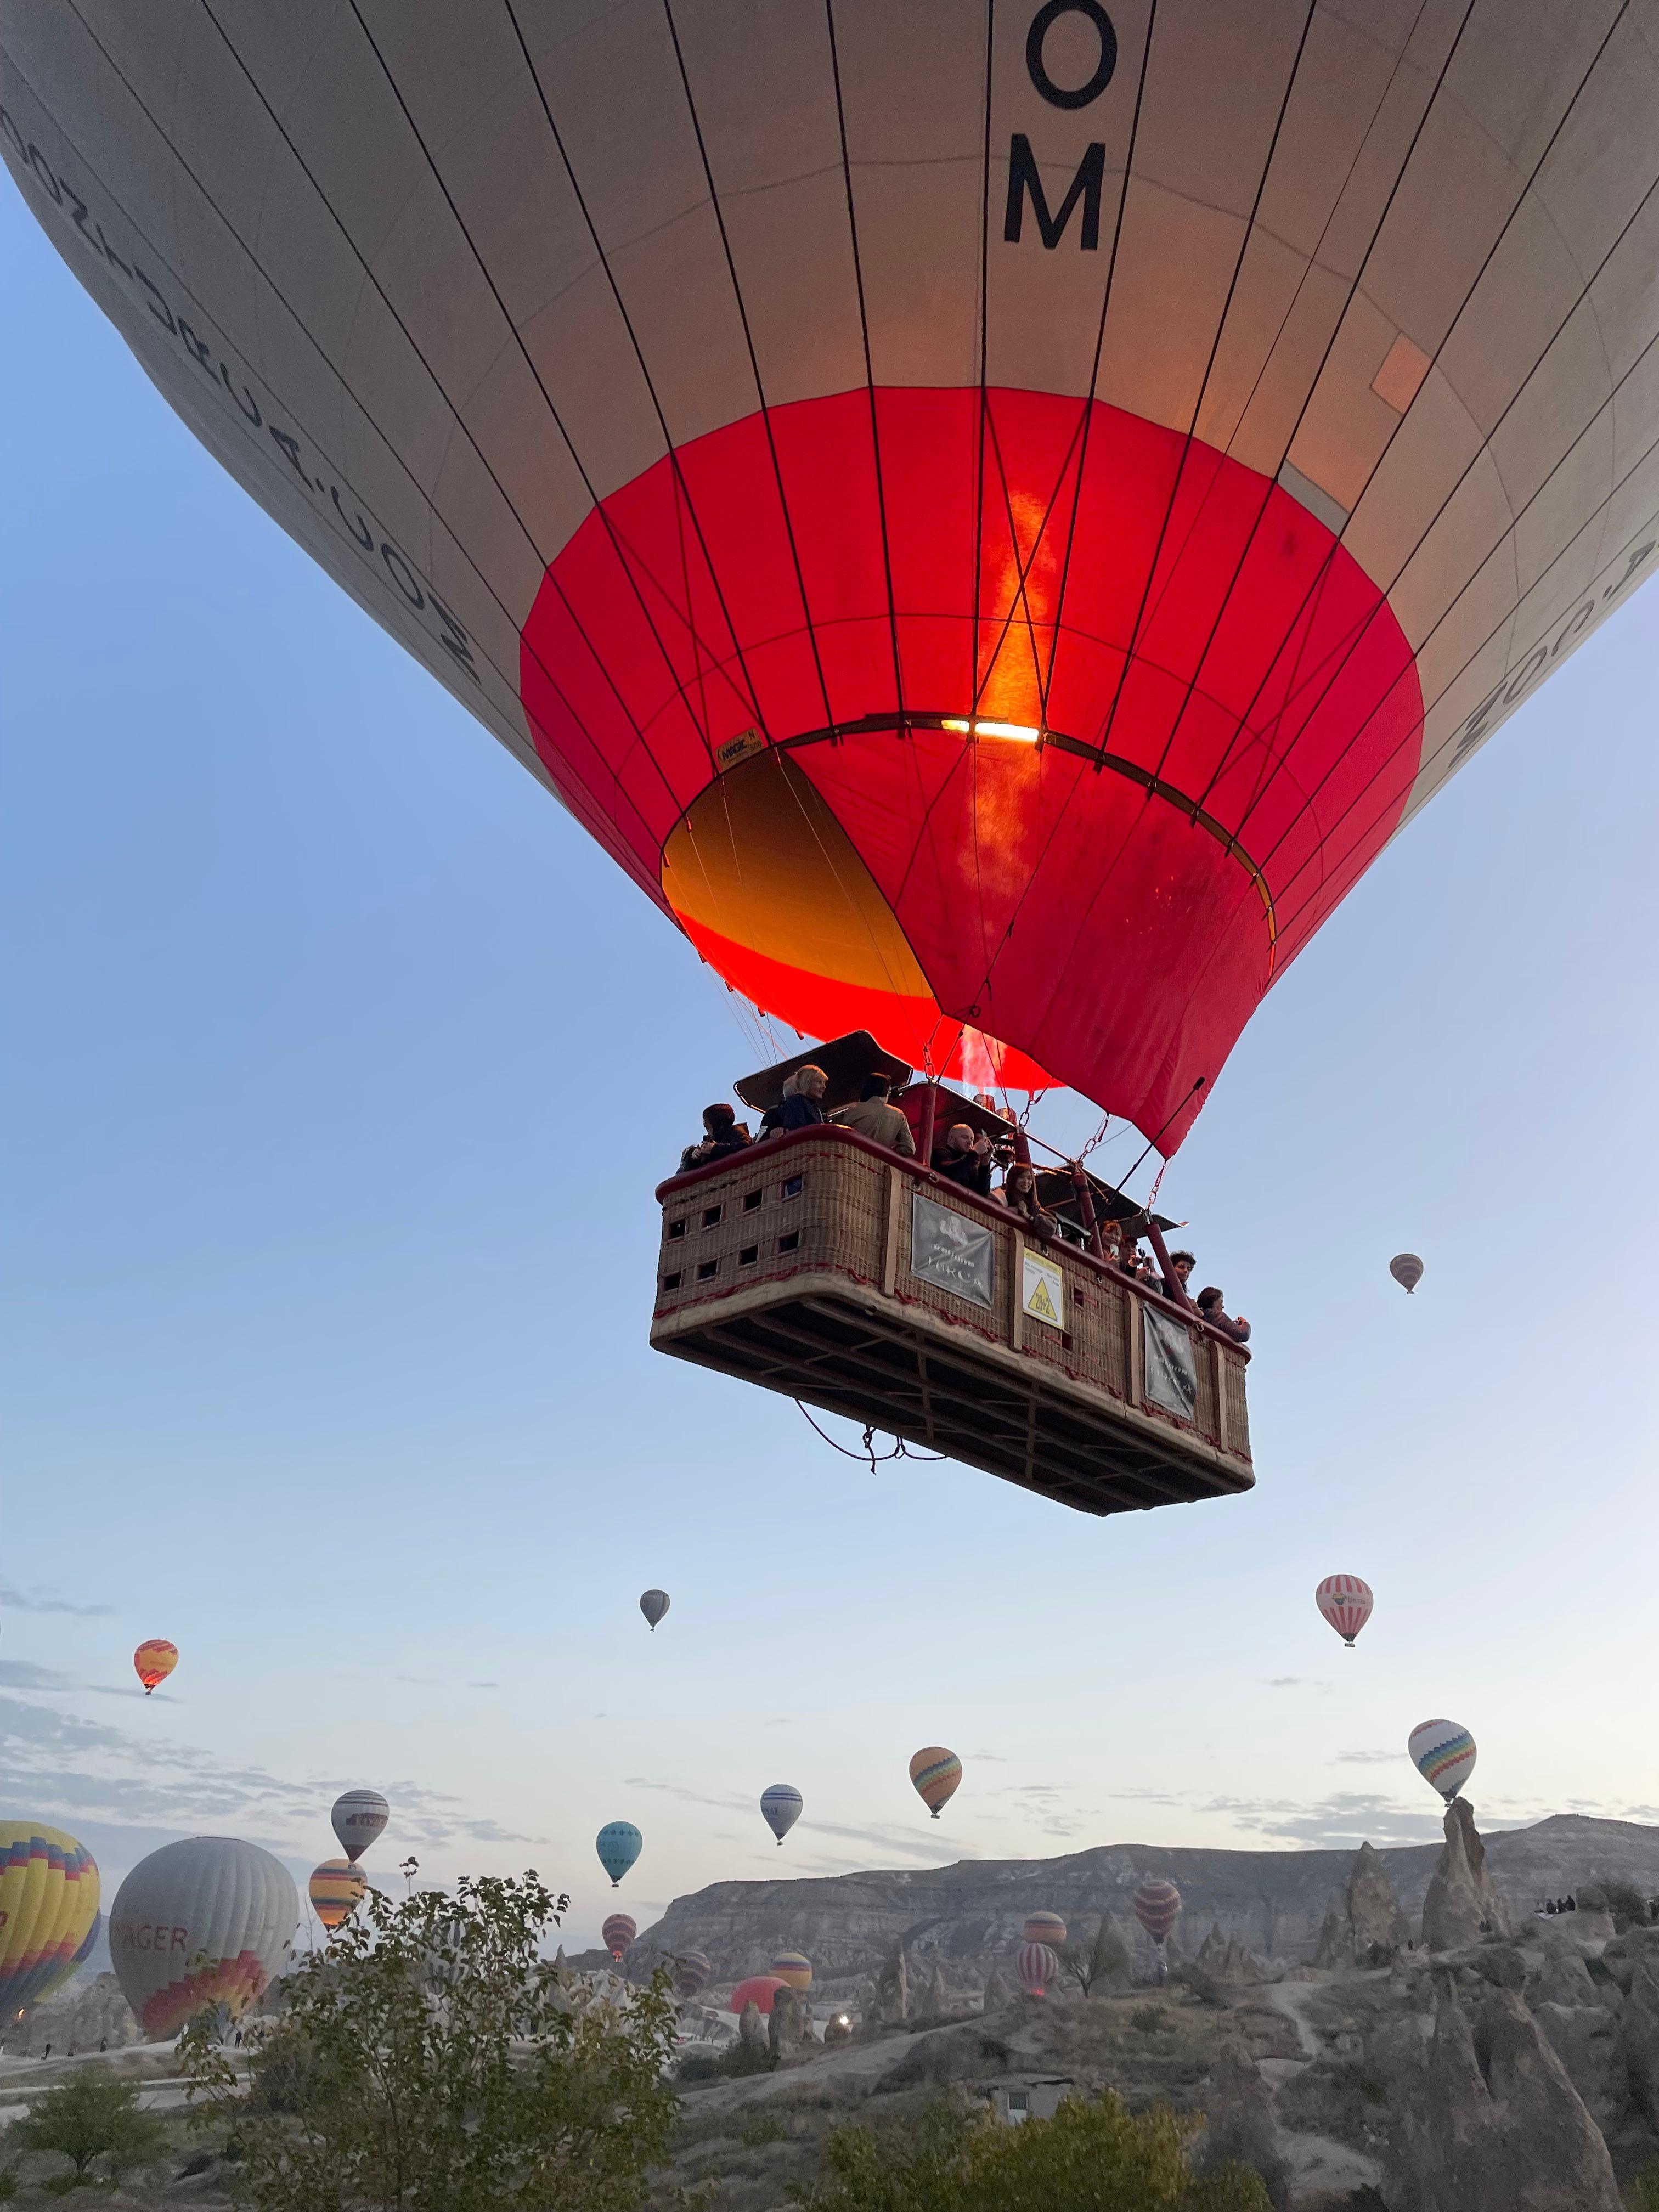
xmin=4 ymin=6 xmax=1657 ymax=1151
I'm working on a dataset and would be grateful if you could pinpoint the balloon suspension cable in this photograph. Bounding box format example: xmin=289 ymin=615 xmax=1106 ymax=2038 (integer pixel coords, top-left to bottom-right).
xmin=795 ymin=1401 xmax=945 ymax=1474
xmin=1117 ymin=1075 xmax=1207 ymax=1200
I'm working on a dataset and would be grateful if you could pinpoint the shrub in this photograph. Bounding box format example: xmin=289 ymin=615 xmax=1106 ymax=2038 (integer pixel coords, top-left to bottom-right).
xmin=1631 ymin=2157 xmax=1659 ymax=2210
xmin=14 ymin=2074 xmax=167 ymax=2179
xmin=1058 ymin=1922 xmax=1131 ymax=1998
xmin=1130 ymin=2006 xmax=1169 ymax=2036
xmin=679 ymin=2037 xmax=778 ymax=2084
xmin=741 ymin=2114 xmax=789 ymax=2146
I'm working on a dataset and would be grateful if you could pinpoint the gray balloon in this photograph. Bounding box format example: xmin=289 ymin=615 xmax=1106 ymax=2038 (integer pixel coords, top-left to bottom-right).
xmin=1389 ymin=1254 xmax=1424 ymax=1294
xmin=640 ymin=1590 xmax=670 ymax=1630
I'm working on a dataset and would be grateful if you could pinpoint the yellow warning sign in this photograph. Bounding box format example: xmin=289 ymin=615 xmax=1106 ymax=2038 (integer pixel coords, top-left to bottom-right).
xmin=1022 ymin=1249 xmax=1065 ymax=1330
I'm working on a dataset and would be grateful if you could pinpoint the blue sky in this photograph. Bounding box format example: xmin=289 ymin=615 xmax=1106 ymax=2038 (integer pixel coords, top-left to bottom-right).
xmin=4 ymin=173 xmax=1658 ymax=1956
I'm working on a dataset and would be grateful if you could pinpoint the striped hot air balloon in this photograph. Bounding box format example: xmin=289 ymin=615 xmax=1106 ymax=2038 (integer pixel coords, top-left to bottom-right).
xmin=1316 ymin=1575 xmax=1374 ymax=1648
xmin=331 ymin=1789 xmax=389 ymax=1865
xmin=674 ymin=1949 xmax=713 ymax=2000
xmin=1015 ymin=1942 xmax=1058 ymax=1997
xmin=760 ymin=1784 xmax=803 ymax=1846
xmin=770 ymin=1949 xmax=812 ymax=1992
xmin=133 ymin=1640 xmax=178 ymax=1695
xmin=0 ymin=1824 xmax=100 ymax=2016
xmin=1133 ymin=1879 xmax=1182 ymax=1946
xmin=308 ymin=1859 xmax=368 ymax=1935
xmin=730 ymin=1973 xmax=789 ymax=2017
xmin=1390 ymin=1255 xmax=1425 ymax=1294
xmin=110 ymin=1837 xmax=298 ymax=2041
xmin=1022 ymin=1910 xmax=1068 ymax=1948
xmin=909 ymin=1747 xmax=963 ymax=1819
xmin=1409 ymin=1719 xmax=1477 ymax=1802
xmin=602 ymin=1914 xmax=637 ymax=1963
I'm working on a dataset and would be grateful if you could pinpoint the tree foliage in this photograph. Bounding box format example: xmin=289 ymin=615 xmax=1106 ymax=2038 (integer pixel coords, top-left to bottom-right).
xmin=14 ymin=2073 xmax=167 ymax=2177
xmin=1057 ymin=1920 xmax=1130 ymax=1997
xmin=792 ymin=2091 xmax=1271 ymax=2211
xmin=181 ymin=1865 xmax=678 ymax=2212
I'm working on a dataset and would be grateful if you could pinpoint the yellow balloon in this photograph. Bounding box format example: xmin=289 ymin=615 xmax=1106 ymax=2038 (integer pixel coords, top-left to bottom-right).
xmin=308 ymin=1859 xmax=368 ymax=1934
xmin=0 ymin=1822 xmax=100 ymax=2016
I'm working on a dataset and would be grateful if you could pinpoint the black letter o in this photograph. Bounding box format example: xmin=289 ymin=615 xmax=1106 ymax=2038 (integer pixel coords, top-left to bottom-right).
xmin=1025 ymin=0 xmax=1116 ymax=110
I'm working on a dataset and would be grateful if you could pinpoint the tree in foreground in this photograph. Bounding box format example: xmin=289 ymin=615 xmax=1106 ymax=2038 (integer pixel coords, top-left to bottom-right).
xmin=181 ymin=1864 xmax=678 ymax=2212
xmin=13 ymin=2073 xmax=167 ymax=2180
xmin=792 ymin=2091 xmax=1271 ymax=2212
xmin=1057 ymin=1918 xmax=1130 ymax=1998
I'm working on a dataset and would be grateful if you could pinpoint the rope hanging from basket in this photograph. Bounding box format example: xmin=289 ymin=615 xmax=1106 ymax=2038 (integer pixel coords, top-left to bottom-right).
xmin=795 ymin=1402 xmax=946 ymax=1475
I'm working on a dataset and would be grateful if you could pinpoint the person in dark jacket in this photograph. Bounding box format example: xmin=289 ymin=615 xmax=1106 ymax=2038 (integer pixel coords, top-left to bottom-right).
xmin=759 ymin=1064 xmax=828 ymax=1138
xmin=932 ymin=1122 xmax=992 ymax=1197
xmin=678 ymin=1102 xmax=752 ymax=1175
xmin=1000 ymin=1161 xmax=1056 ymax=1240
xmin=1197 ymin=1286 xmax=1251 ymax=1343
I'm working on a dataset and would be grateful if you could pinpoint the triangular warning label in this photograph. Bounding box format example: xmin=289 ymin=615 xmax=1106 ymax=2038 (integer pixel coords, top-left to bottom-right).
xmin=1027 ymin=1277 xmax=1058 ymax=1323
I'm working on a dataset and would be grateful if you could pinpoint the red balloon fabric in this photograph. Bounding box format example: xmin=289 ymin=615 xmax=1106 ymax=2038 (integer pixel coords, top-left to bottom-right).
xmin=729 ymin=1974 xmax=789 ymax=2018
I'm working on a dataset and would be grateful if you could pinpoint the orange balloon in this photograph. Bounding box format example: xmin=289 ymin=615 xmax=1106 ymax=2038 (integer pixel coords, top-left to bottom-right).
xmin=133 ymin=1640 xmax=178 ymax=1695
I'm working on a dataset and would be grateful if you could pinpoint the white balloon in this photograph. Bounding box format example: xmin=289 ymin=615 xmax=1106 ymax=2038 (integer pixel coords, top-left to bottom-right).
xmin=331 ymin=1788 xmax=390 ymax=1863
xmin=110 ymin=1837 xmax=298 ymax=2041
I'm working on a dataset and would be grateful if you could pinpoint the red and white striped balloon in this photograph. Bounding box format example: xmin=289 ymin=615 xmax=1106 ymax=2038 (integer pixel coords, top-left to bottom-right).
xmin=1315 ymin=1576 xmax=1374 ymax=1649
xmin=1015 ymin=1942 xmax=1058 ymax=1998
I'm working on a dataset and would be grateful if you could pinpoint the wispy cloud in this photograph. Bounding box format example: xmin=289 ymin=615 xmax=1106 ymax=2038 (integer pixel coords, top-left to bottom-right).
xmin=0 ymin=1583 xmax=114 ymax=1618
xmin=1336 ymin=1750 xmax=1400 ymax=1766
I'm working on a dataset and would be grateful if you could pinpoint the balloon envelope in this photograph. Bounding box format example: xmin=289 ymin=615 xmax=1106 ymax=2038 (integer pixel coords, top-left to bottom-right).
xmin=729 ymin=1974 xmax=788 ymax=2018
xmin=1133 ymin=1879 xmax=1183 ymax=1944
xmin=0 ymin=1824 xmax=100 ymax=2015
xmin=110 ymin=1837 xmax=298 ymax=2040
xmin=639 ymin=1590 xmax=670 ymax=1630
xmin=1022 ymin=1910 xmax=1068 ymax=1949
xmin=1316 ymin=1575 xmax=1374 ymax=1647
xmin=1016 ymin=1942 xmax=1059 ymax=1997
xmin=674 ymin=1949 xmax=713 ymax=2000
xmin=770 ymin=1949 xmax=812 ymax=1992
xmin=760 ymin=1784 xmax=803 ymax=1844
xmin=133 ymin=1640 xmax=177 ymax=1695
xmin=12 ymin=10 xmax=1652 ymax=1152
xmin=602 ymin=1913 xmax=637 ymax=1962
xmin=1390 ymin=1255 xmax=1425 ymax=1294
xmin=596 ymin=1822 xmax=643 ymax=1888
xmin=331 ymin=1789 xmax=390 ymax=1865
xmin=1409 ymin=1719 xmax=1477 ymax=1802
xmin=308 ymin=1859 xmax=368 ymax=1935
xmin=909 ymin=1748 xmax=963 ymax=1819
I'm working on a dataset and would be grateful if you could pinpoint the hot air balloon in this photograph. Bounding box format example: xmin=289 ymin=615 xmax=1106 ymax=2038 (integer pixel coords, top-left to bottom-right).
xmin=133 ymin=1640 xmax=177 ymax=1695
xmin=1409 ymin=1719 xmax=1477 ymax=1803
xmin=596 ymin=1823 xmax=643 ymax=1888
xmin=640 ymin=1590 xmax=670 ymax=1631
xmin=1316 ymin=1575 xmax=1374 ymax=1649
xmin=110 ymin=1837 xmax=298 ymax=2041
xmin=8 ymin=8 xmax=1655 ymax=1180
xmin=910 ymin=1748 xmax=963 ymax=1820
xmin=331 ymin=1789 xmax=389 ymax=1865
xmin=1133 ymin=1879 xmax=1183 ymax=1948
xmin=1390 ymin=1255 xmax=1425 ymax=1295
xmin=760 ymin=1784 xmax=803 ymax=1846
xmin=602 ymin=1913 xmax=637 ymax=1963
xmin=1016 ymin=1942 xmax=1059 ymax=1997
xmin=729 ymin=1974 xmax=788 ymax=2018
xmin=1022 ymin=1910 xmax=1068 ymax=1949
xmin=0 ymin=1824 xmax=100 ymax=2016
xmin=309 ymin=1859 xmax=368 ymax=1935
xmin=674 ymin=1950 xmax=713 ymax=2001
xmin=770 ymin=1950 xmax=812 ymax=1993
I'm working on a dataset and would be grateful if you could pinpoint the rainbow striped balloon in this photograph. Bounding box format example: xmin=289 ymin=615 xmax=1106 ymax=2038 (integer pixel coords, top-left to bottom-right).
xmin=1409 ymin=1719 xmax=1477 ymax=1802
xmin=909 ymin=1747 xmax=962 ymax=1819
xmin=1015 ymin=1942 xmax=1058 ymax=1996
xmin=1315 ymin=1575 xmax=1374 ymax=1648
xmin=0 ymin=1824 xmax=100 ymax=2014
xmin=1133 ymin=1878 xmax=1183 ymax=1945
xmin=1022 ymin=1910 xmax=1068 ymax=1948
xmin=308 ymin=1858 xmax=368 ymax=1934
xmin=771 ymin=1949 xmax=812 ymax=1991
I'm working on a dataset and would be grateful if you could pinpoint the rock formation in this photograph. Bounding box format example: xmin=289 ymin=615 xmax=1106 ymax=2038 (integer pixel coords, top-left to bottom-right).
xmin=916 ymin=1959 xmax=948 ymax=2018
xmin=1423 ymin=1799 xmax=1511 ymax=1951
xmin=1314 ymin=1840 xmax=1412 ymax=1970
xmin=1192 ymin=2041 xmax=1289 ymax=2211
xmin=737 ymin=1999 xmax=768 ymax=2051
xmin=868 ymin=1944 xmax=909 ymax=2025
xmin=769 ymin=1984 xmax=814 ymax=2058
xmin=1191 ymin=1923 xmax=1261 ymax=1988
xmin=980 ymin=1957 xmax=1017 ymax=2012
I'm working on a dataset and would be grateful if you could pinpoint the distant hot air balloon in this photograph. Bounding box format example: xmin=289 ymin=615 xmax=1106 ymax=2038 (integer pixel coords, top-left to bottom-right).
xmin=133 ymin=1640 xmax=177 ymax=1695
xmin=330 ymin=1789 xmax=389 ymax=1865
xmin=674 ymin=1949 xmax=713 ymax=2000
xmin=910 ymin=1748 xmax=962 ymax=1820
xmin=110 ymin=1837 xmax=298 ymax=2040
xmin=0 ymin=1824 xmax=100 ymax=2016
xmin=1022 ymin=1910 xmax=1068 ymax=1949
xmin=1390 ymin=1255 xmax=1425 ymax=1295
xmin=1316 ymin=1575 xmax=1374 ymax=1649
xmin=1133 ymin=1879 xmax=1183 ymax=1947
xmin=760 ymin=1785 xmax=803 ymax=1846
xmin=596 ymin=1823 xmax=642 ymax=1888
xmin=1409 ymin=1719 xmax=1477 ymax=1802
xmin=602 ymin=1913 xmax=637 ymax=1963
xmin=309 ymin=1859 xmax=368 ymax=1935
xmin=1016 ymin=1942 xmax=1059 ymax=1997
xmin=729 ymin=1974 xmax=788 ymax=2018
xmin=640 ymin=1590 xmax=670 ymax=1631
xmin=770 ymin=1950 xmax=812 ymax=1993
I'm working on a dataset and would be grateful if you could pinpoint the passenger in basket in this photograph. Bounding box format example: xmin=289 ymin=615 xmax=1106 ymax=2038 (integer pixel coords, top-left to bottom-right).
xmin=678 ymin=1103 xmax=752 ymax=1175
xmin=1197 ymin=1286 xmax=1251 ymax=1344
xmin=759 ymin=1064 xmax=827 ymax=1138
xmin=833 ymin=1074 xmax=917 ymax=1156
xmin=1162 ymin=1248 xmax=1197 ymax=1302
xmin=932 ymin=1122 xmax=994 ymax=1197
xmin=1000 ymin=1161 xmax=1056 ymax=1241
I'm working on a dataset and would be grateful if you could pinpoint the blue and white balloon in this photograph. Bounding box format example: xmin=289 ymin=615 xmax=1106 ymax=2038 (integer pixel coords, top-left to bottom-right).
xmin=760 ymin=1784 xmax=803 ymax=1846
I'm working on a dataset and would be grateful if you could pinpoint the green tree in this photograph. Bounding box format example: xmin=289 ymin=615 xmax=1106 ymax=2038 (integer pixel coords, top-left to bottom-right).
xmin=14 ymin=2073 xmax=167 ymax=2179
xmin=1058 ymin=1920 xmax=1130 ymax=1997
xmin=792 ymin=2091 xmax=1270 ymax=2211
xmin=182 ymin=1864 xmax=678 ymax=2212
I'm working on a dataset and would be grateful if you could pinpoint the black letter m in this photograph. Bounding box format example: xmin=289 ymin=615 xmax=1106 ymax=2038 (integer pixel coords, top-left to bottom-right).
xmin=1003 ymin=134 xmax=1105 ymax=250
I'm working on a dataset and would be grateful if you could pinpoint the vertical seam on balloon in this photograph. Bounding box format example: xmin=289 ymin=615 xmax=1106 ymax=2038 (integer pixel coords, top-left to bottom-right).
xmin=1193 ymin=0 xmax=1637 ymax=834
xmin=968 ymin=0 xmax=997 ymax=986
